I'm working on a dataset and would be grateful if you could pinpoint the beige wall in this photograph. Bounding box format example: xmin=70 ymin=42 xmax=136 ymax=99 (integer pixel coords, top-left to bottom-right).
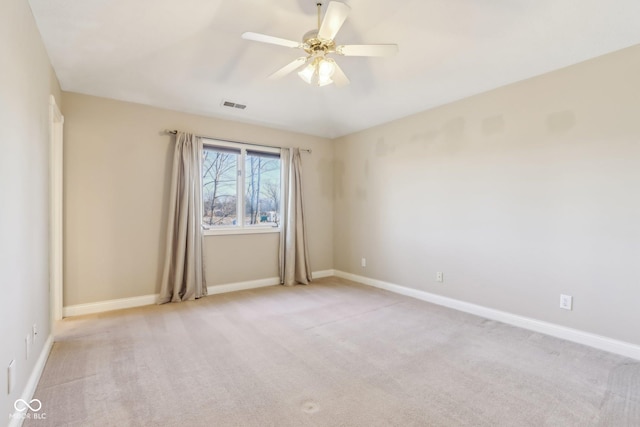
xmin=62 ymin=93 xmax=333 ymax=306
xmin=0 ymin=0 xmax=62 ymax=416
xmin=334 ymin=45 xmax=640 ymax=346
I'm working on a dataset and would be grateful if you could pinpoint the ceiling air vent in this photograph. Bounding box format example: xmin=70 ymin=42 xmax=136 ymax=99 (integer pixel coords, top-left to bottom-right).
xmin=221 ymin=100 xmax=247 ymax=110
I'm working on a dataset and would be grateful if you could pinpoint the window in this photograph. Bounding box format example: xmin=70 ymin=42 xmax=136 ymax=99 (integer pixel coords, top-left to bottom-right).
xmin=202 ymin=139 xmax=281 ymax=234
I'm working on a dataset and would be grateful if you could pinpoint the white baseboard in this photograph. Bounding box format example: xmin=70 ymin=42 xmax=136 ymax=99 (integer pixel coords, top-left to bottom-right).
xmin=8 ymin=335 xmax=53 ymax=427
xmin=63 ymin=270 xmax=332 ymax=318
xmin=63 ymin=294 xmax=158 ymax=317
xmin=334 ymin=270 xmax=640 ymax=361
xmin=207 ymin=277 xmax=280 ymax=295
xmin=312 ymin=269 xmax=335 ymax=279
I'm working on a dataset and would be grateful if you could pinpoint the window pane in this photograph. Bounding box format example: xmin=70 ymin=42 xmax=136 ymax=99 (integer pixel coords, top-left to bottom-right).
xmin=245 ymin=152 xmax=281 ymax=227
xmin=202 ymin=147 xmax=238 ymax=227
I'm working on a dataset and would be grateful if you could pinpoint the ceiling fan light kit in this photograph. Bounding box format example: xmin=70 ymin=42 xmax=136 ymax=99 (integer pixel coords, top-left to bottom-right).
xmin=298 ymin=56 xmax=336 ymax=86
xmin=242 ymin=1 xmax=398 ymax=87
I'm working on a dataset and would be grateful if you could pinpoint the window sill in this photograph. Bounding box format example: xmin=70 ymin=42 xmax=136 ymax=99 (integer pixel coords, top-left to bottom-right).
xmin=203 ymin=227 xmax=281 ymax=236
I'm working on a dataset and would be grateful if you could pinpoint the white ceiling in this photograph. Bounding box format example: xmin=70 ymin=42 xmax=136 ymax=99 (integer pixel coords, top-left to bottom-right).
xmin=29 ymin=0 xmax=640 ymax=138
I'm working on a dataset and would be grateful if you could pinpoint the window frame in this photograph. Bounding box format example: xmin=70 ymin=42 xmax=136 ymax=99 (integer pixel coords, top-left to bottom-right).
xmin=201 ymin=138 xmax=282 ymax=236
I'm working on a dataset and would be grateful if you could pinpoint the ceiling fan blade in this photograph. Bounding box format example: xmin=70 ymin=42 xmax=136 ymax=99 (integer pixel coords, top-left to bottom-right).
xmin=318 ymin=2 xmax=351 ymax=40
xmin=332 ymin=62 xmax=350 ymax=87
xmin=268 ymin=57 xmax=308 ymax=80
xmin=242 ymin=32 xmax=301 ymax=48
xmin=337 ymin=44 xmax=399 ymax=57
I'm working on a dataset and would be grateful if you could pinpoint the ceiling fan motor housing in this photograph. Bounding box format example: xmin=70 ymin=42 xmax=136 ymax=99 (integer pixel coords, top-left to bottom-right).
xmin=302 ymin=30 xmax=336 ymax=55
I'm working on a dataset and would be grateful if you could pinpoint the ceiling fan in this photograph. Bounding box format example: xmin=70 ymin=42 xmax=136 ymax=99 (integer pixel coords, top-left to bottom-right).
xmin=242 ymin=1 xmax=399 ymax=87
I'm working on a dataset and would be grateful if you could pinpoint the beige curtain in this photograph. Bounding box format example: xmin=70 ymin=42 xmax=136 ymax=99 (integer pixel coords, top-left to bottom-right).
xmin=159 ymin=132 xmax=207 ymax=303
xmin=279 ymin=148 xmax=312 ymax=286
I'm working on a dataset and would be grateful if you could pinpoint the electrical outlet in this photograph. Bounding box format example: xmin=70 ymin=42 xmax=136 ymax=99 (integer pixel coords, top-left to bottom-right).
xmin=8 ymin=360 xmax=15 ymax=394
xmin=361 ymin=257 xmax=366 ymax=268
xmin=436 ymin=272 xmax=443 ymax=282
xmin=560 ymin=294 xmax=573 ymax=310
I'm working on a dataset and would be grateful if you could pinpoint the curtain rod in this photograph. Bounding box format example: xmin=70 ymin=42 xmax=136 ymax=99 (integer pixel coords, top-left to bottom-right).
xmin=163 ymin=130 xmax=311 ymax=153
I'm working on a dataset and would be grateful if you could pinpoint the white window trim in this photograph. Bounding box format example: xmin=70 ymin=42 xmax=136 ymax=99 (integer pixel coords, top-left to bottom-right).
xmin=203 ymin=227 xmax=280 ymax=236
xmin=202 ymin=138 xmax=282 ymax=236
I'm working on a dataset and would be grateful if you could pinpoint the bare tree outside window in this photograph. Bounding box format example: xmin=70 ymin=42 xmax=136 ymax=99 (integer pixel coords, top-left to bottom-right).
xmin=264 ymin=181 xmax=280 ymax=226
xmin=245 ymin=152 xmax=281 ymax=227
xmin=202 ymin=148 xmax=238 ymax=226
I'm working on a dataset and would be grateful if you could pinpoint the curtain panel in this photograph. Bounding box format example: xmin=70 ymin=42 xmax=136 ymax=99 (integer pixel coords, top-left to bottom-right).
xmin=279 ymin=147 xmax=312 ymax=286
xmin=159 ymin=132 xmax=207 ymax=303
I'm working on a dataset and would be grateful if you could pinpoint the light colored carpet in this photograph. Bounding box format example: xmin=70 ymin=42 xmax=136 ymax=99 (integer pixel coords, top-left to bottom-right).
xmin=26 ymin=277 xmax=639 ymax=426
